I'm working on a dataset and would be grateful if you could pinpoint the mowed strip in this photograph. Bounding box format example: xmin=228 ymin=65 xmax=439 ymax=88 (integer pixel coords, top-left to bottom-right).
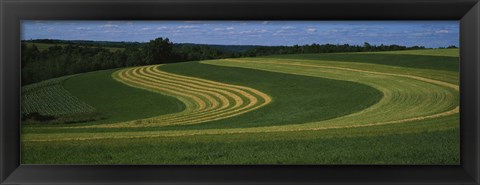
xmin=206 ymin=58 xmax=458 ymax=128
xmin=23 ymin=56 xmax=458 ymax=141
xmin=83 ymin=65 xmax=272 ymax=128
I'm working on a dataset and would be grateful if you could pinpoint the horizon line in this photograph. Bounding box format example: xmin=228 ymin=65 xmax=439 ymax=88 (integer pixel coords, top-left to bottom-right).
xmin=21 ymin=38 xmax=456 ymax=48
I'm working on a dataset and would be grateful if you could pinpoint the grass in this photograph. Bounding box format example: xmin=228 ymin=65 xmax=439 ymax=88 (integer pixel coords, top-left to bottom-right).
xmin=263 ymin=50 xmax=459 ymax=72
xmin=21 ymin=49 xmax=460 ymax=164
xmin=22 ymin=127 xmax=459 ymax=164
xmin=377 ymin=48 xmax=459 ymax=57
xmin=61 ymin=69 xmax=186 ymax=125
xmin=90 ymin=64 xmax=273 ymax=128
xmin=199 ymin=57 xmax=457 ymax=130
xmin=155 ymin=62 xmax=382 ymax=129
xmin=23 ymin=62 xmax=382 ymax=132
xmin=21 ymin=75 xmax=98 ymax=124
xmin=22 ymin=69 xmax=186 ymax=126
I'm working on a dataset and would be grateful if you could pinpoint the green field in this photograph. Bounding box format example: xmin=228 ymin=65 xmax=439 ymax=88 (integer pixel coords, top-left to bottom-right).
xmin=21 ymin=49 xmax=460 ymax=164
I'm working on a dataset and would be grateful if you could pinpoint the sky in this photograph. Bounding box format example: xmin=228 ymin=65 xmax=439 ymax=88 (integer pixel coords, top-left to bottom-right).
xmin=21 ymin=21 xmax=459 ymax=48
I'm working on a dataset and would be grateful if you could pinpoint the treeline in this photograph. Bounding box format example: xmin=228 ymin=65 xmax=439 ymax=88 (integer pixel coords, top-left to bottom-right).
xmin=22 ymin=38 xmax=439 ymax=85
xmin=22 ymin=38 xmax=240 ymax=85
xmin=26 ymin=39 xmax=260 ymax=53
xmin=245 ymin=42 xmax=427 ymax=56
xmin=27 ymin=39 xmax=143 ymax=48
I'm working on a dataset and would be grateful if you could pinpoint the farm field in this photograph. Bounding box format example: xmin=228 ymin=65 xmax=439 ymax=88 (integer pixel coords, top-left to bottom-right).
xmin=21 ymin=49 xmax=459 ymax=164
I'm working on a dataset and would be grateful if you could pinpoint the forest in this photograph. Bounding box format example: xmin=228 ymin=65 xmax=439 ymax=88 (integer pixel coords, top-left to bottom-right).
xmin=21 ymin=38 xmax=448 ymax=85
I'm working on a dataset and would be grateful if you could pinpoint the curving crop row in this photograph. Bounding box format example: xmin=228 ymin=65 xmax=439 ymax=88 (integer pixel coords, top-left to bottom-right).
xmin=23 ymin=57 xmax=459 ymax=141
xmin=206 ymin=58 xmax=458 ymax=129
xmin=84 ymin=64 xmax=272 ymax=128
xmin=22 ymin=75 xmax=97 ymax=116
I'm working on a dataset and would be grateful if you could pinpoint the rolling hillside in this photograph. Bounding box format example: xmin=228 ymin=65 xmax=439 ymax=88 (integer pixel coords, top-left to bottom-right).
xmin=21 ymin=49 xmax=459 ymax=164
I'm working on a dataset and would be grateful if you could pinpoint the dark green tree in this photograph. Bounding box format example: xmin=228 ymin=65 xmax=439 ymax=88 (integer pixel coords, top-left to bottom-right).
xmin=124 ymin=47 xmax=143 ymax=66
xmin=363 ymin=42 xmax=372 ymax=51
xmin=143 ymin=37 xmax=173 ymax=64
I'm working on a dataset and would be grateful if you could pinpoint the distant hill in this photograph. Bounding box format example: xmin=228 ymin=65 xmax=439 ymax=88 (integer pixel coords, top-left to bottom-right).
xmin=175 ymin=43 xmax=263 ymax=53
xmin=21 ymin=39 xmax=143 ymax=49
xmin=22 ymin=39 xmax=262 ymax=53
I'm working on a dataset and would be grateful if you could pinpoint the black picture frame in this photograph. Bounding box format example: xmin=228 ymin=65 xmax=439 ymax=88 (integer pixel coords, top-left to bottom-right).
xmin=1 ymin=0 xmax=479 ymax=184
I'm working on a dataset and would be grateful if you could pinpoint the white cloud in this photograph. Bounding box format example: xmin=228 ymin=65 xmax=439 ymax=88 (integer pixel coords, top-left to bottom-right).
xmin=104 ymin=30 xmax=124 ymax=33
xmin=307 ymin=28 xmax=317 ymax=33
xmin=262 ymin=21 xmax=269 ymax=25
xmin=214 ymin=27 xmax=235 ymax=31
xmin=102 ymin=23 xmax=119 ymax=28
xmin=257 ymin=29 xmax=268 ymax=33
xmin=281 ymin=26 xmax=295 ymax=30
xmin=273 ymin=28 xmax=299 ymax=36
xmin=411 ymin=32 xmax=431 ymax=36
xmin=141 ymin=27 xmax=152 ymax=31
xmin=177 ymin=25 xmax=197 ymax=29
xmin=156 ymin=26 xmax=168 ymax=30
xmin=76 ymin=27 xmax=91 ymax=31
xmin=435 ymin=30 xmax=450 ymax=34
xmin=239 ymin=29 xmax=268 ymax=34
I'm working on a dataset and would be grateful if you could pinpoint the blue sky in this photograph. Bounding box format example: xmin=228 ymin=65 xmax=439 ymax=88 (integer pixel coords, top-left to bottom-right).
xmin=21 ymin=21 xmax=458 ymax=48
